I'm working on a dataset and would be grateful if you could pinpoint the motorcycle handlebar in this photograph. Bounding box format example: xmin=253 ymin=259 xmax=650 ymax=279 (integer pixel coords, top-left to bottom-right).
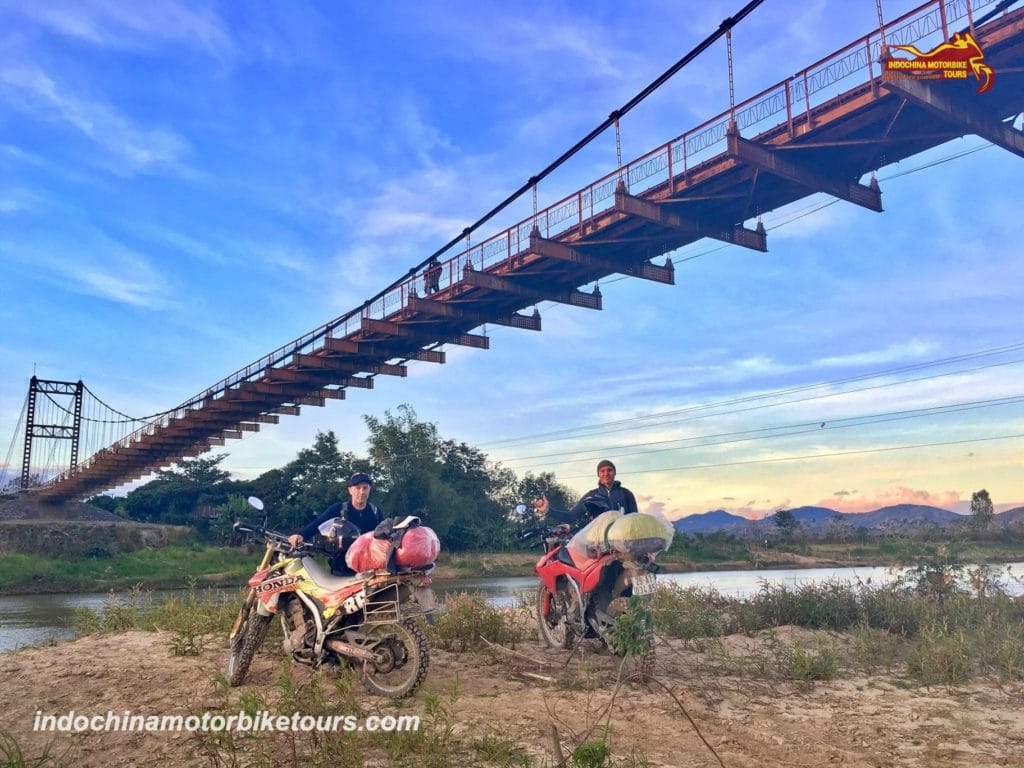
xmin=234 ymin=521 xmax=310 ymax=553
xmin=519 ymin=524 xmax=570 ymax=541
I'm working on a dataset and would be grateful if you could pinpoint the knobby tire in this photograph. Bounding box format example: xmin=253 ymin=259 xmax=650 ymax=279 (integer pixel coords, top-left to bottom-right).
xmin=226 ymin=600 xmax=272 ymax=686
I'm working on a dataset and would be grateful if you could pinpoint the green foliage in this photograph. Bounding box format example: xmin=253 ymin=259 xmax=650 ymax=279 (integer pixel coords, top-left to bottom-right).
xmin=370 ymin=680 xmax=461 ymax=768
xmin=0 ymin=543 xmax=254 ymax=594
xmin=644 ymin=576 xmax=1024 ymax=686
xmin=907 ymin=628 xmax=971 ymax=685
xmin=470 ymin=728 xmax=530 ymax=767
xmin=772 ymin=509 xmax=799 ymax=539
xmin=122 ymin=453 xmax=235 ymax=527
xmin=279 ymin=431 xmax=359 ymax=530
xmin=608 ymin=596 xmax=654 ymax=657
xmin=664 ymin=532 xmax=751 ymax=564
xmin=73 ymin=582 xmax=244 ymax=641
xmin=363 ymin=405 xmax=520 ymax=547
xmin=970 ymin=489 xmax=995 ymax=537
xmin=786 ymin=639 xmax=838 ymax=682
xmin=571 ymin=739 xmax=611 ymax=768
xmin=194 ymin=666 xmax=366 ymax=768
xmin=514 ymin=471 xmax=577 ymax=516
xmin=85 ymin=494 xmax=123 ymax=515
xmin=429 ymin=592 xmax=524 ymax=651
xmin=0 ymin=729 xmax=71 ymax=768
xmin=649 ymin=584 xmax=727 ymax=640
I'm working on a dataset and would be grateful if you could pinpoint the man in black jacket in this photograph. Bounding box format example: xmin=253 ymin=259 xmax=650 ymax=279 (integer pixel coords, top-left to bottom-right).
xmin=534 ymin=459 xmax=637 ymax=527
xmin=287 ymin=472 xmax=384 ymax=574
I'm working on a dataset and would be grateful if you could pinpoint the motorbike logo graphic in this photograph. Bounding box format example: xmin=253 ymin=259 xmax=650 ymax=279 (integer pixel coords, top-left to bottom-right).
xmin=884 ymin=32 xmax=995 ymax=93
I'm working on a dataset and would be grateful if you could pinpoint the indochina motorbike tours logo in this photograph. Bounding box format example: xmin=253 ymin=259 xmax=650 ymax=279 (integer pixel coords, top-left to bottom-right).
xmin=883 ymin=32 xmax=995 ymax=93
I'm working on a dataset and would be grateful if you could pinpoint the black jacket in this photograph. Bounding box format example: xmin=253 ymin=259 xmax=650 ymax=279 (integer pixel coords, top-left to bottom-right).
xmin=547 ymin=481 xmax=638 ymax=527
xmin=300 ymin=500 xmax=384 ymax=574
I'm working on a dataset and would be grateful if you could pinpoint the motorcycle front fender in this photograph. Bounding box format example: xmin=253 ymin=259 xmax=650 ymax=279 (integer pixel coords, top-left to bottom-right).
xmin=257 ymin=592 xmax=279 ymax=616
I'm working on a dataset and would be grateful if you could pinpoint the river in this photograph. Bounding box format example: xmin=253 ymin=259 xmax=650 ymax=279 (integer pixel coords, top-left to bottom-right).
xmin=2 ymin=562 xmax=1022 ymax=654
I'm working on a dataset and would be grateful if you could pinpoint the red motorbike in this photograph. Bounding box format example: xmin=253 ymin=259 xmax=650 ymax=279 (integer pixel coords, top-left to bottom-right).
xmin=518 ymin=505 xmax=660 ymax=654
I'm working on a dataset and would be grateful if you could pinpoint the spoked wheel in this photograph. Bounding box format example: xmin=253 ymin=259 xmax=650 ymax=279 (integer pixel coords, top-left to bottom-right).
xmin=536 ymin=583 xmax=577 ymax=649
xmin=226 ymin=595 xmax=272 ymax=686
xmin=360 ymin=619 xmax=429 ymax=699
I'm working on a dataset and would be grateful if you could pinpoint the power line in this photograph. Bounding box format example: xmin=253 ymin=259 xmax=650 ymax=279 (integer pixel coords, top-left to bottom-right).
xmin=496 ymin=394 xmax=1024 ymax=469
xmin=552 ymin=432 xmax=1024 ymax=481
xmin=478 ymin=343 xmax=1024 ymax=448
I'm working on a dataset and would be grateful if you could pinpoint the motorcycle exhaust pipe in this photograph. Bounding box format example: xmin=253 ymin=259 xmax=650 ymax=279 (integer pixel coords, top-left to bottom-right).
xmin=325 ymin=638 xmax=380 ymax=663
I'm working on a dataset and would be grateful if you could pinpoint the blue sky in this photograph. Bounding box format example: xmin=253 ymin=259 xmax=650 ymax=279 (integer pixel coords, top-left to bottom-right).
xmin=1 ymin=0 xmax=1021 ymax=518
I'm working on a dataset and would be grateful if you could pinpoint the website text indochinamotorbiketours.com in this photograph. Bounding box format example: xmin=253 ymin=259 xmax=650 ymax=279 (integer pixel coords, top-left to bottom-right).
xmin=34 ymin=710 xmax=421 ymax=734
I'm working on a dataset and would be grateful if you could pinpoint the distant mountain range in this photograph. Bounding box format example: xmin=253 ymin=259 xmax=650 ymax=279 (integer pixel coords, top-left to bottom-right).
xmin=673 ymin=504 xmax=1024 ymax=535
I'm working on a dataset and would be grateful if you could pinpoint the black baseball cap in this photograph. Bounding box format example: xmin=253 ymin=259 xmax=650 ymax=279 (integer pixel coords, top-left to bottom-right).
xmin=347 ymin=472 xmax=373 ymax=487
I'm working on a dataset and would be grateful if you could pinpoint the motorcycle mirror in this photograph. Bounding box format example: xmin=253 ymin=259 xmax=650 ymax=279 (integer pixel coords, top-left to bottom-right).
xmin=247 ymin=496 xmax=265 ymax=512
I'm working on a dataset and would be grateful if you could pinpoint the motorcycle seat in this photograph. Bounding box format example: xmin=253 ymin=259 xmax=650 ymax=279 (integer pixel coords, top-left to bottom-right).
xmin=301 ymin=556 xmax=362 ymax=590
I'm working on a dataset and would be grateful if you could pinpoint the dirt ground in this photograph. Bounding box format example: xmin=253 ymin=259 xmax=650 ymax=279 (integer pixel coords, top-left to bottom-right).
xmin=2 ymin=626 xmax=1023 ymax=768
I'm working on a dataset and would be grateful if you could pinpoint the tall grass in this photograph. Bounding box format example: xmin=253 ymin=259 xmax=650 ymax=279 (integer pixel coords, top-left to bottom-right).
xmin=650 ymin=575 xmax=1024 ymax=685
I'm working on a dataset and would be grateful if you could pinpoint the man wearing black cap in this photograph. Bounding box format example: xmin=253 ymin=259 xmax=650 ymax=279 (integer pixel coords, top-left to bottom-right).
xmin=288 ymin=472 xmax=384 ymax=574
xmin=534 ymin=459 xmax=638 ymax=527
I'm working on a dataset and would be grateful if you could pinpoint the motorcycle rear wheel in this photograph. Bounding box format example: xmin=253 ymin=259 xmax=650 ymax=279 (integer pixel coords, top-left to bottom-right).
xmin=536 ymin=584 xmax=576 ymax=649
xmin=361 ymin=619 xmax=429 ymax=699
xmin=226 ymin=597 xmax=272 ymax=686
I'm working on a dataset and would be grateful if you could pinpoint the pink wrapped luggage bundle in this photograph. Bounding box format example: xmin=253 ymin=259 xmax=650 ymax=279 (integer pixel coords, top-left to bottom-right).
xmin=345 ymin=532 xmax=390 ymax=572
xmin=394 ymin=526 xmax=441 ymax=568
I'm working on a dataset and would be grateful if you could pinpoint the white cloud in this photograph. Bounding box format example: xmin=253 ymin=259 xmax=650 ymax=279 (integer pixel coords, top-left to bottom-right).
xmin=813 ymin=338 xmax=941 ymax=368
xmin=7 ymin=231 xmax=174 ymax=309
xmin=6 ymin=0 xmax=234 ymax=60
xmin=0 ymin=65 xmax=190 ymax=174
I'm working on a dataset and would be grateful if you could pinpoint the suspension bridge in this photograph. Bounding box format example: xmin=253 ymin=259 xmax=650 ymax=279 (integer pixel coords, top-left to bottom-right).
xmin=6 ymin=0 xmax=1024 ymax=503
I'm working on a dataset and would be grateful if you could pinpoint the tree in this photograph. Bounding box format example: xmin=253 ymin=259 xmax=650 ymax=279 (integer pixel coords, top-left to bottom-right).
xmin=773 ymin=509 xmax=799 ymax=540
xmin=362 ymin=404 xmax=527 ymax=549
xmin=970 ymin=489 xmax=994 ymax=537
xmin=157 ymin=454 xmax=230 ymax=486
xmin=282 ymin=431 xmax=358 ymax=528
xmin=123 ymin=454 xmax=234 ymax=526
xmin=515 ymin=472 xmax=577 ymax=515
xmin=86 ymin=494 xmax=124 ymax=516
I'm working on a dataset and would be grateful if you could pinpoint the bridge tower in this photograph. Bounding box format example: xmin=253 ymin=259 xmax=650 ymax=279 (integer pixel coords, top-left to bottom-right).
xmin=20 ymin=377 xmax=84 ymax=490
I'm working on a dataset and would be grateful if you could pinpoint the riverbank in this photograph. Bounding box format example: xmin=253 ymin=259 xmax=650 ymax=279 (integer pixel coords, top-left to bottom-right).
xmin=4 ymin=539 xmax=1024 ymax=595
xmin=4 ymin=568 xmax=1024 ymax=765
xmin=2 ymin=626 xmax=1022 ymax=766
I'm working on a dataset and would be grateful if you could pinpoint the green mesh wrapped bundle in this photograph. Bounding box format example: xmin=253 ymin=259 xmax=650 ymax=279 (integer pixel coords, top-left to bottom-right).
xmin=605 ymin=512 xmax=674 ymax=557
xmin=567 ymin=510 xmax=622 ymax=561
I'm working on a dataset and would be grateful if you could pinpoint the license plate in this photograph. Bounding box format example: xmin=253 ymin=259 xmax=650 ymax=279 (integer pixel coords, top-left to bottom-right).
xmin=632 ymin=573 xmax=656 ymax=595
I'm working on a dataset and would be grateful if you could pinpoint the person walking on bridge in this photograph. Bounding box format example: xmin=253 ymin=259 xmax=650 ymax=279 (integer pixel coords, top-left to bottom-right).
xmin=424 ymin=257 xmax=442 ymax=295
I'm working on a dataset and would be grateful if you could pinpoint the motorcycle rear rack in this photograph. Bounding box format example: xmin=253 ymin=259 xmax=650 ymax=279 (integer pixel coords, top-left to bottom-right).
xmin=361 ymin=582 xmax=403 ymax=625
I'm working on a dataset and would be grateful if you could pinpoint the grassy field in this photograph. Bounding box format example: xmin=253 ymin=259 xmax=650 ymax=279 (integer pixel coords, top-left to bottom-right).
xmin=0 ymin=544 xmax=256 ymax=594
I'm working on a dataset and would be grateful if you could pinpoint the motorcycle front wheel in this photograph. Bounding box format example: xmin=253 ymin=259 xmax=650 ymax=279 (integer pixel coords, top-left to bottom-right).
xmin=225 ymin=595 xmax=272 ymax=686
xmin=361 ymin=618 xmax=429 ymax=699
xmin=536 ymin=583 xmax=577 ymax=649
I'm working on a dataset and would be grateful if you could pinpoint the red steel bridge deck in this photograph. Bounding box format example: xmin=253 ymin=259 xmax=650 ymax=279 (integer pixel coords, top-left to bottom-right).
xmin=37 ymin=0 xmax=1024 ymax=501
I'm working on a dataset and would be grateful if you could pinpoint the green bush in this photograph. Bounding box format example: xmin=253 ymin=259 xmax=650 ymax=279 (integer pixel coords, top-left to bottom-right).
xmin=649 ymin=584 xmax=728 ymax=640
xmin=429 ymin=592 xmax=524 ymax=652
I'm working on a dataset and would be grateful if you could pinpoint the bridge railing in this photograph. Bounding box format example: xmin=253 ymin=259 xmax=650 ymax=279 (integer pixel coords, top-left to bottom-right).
xmin=55 ymin=0 xmax=998 ymax=484
xmin=434 ymin=0 xmax=989 ymax=276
